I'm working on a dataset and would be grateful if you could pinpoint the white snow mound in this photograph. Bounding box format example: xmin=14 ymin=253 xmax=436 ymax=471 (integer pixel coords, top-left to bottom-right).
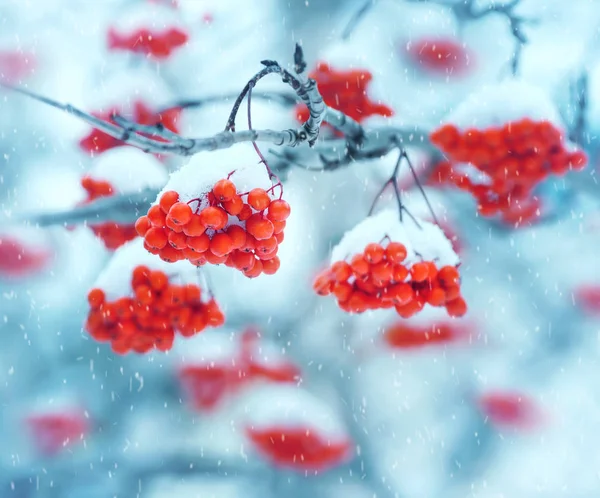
xmin=93 ymin=238 xmax=203 ymax=301
xmin=88 ymin=148 xmax=168 ymax=193
xmin=444 ymin=79 xmax=564 ymax=131
xmin=331 ymin=208 xmax=459 ymax=269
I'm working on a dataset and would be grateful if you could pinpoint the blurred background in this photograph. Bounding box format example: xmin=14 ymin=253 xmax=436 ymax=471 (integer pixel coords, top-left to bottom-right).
xmin=2 ymin=0 xmax=600 ymax=496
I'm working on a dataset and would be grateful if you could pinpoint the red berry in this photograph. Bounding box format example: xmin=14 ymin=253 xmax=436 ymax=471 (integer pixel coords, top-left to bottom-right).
xmin=88 ymin=288 xmax=105 ymax=309
xmin=159 ymin=191 xmax=180 ymax=213
xmin=245 ymin=214 xmax=274 ymax=240
xmin=247 ymin=188 xmax=271 ymax=211
xmin=222 ymin=195 xmax=244 ymax=215
xmin=212 ymin=179 xmax=237 ymax=202
xmin=266 ymin=200 xmax=291 ymax=222
xmin=183 ymin=214 xmax=206 ymax=237
xmin=187 ymin=233 xmax=210 ymax=253
xmin=147 ymin=205 xmax=167 ymax=227
xmin=262 ymin=256 xmax=280 ymax=275
xmin=199 ymin=206 xmax=229 ymax=230
xmin=135 ymin=216 xmax=151 ymax=236
xmin=168 ymin=202 xmax=193 ymax=226
xmin=385 ymin=242 xmax=407 ymax=263
xmin=210 ymin=233 xmax=234 ymax=257
xmin=364 ymin=243 xmax=385 ymax=264
xmin=145 ymin=227 xmax=168 ymax=249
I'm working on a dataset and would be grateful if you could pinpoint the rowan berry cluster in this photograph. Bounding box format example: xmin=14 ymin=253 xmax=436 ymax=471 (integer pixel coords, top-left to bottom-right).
xmin=107 ymin=26 xmax=188 ymax=59
xmin=80 ymin=175 xmax=138 ymax=250
xmin=178 ymin=329 xmax=300 ymax=411
xmin=313 ymin=241 xmax=467 ymax=318
xmin=430 ymin=119 xmax=587 ymax=224
xmin=405 ymin=37 xmax=472 ymax=76
xmin=79 ymin=101 xmax=181 ymax=156
xmin=85 ymin=265 xmax=224 ymax=354
xmin=135 ymin=178 xmax=290 ymax=277
xmin=296 ymin=62 xmax=394 ymax=125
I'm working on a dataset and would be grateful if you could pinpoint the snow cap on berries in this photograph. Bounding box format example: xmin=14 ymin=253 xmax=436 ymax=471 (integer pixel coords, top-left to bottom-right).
xmin=331 ymin=208 xmax=459 ymax=269
xmin=244 ymin=384 xmax=352 ymax=471
xmin=93 ymin=237 xmax=197 ymax=301
xmin=443 ymin=80 xmax=563 ymax=131
xmin=86 ymin=148 xmax=168 ymax=194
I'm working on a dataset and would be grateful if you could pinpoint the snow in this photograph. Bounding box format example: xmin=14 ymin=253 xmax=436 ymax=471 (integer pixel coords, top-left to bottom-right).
xmin=93 ymin=237 xmax=202 ymax=301
xmin=88 ymin=147 xmax=168 ymax=193
xmin=108 ymin=2 xmax=184 ymax=34
xmin=243 ymin=384 xmax=349 ymax=441
xmin=173 ymin=327 xmax=241 ymax=366
xmin=443 ymin=79 xmax=564 ymax=130
xmin=331 ymin=208 xmax=460 ymax=270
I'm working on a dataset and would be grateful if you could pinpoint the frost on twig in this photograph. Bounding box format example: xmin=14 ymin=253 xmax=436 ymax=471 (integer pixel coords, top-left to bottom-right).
xmin=22 ymin=188 xmax=159 ymax=227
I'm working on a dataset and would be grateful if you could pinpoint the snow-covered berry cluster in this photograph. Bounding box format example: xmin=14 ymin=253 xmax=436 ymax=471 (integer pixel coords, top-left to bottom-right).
xmin=296 ymin=61 xmax=394 ymax=125
xmin=85 ymin=239 xmax=223 ymax=354
xmin=178 ymin=328 xmax=301 ymax=411
xmin=78 ymin=149 xmax=168 ymax=250
xmin=136 ymin=162 xmax=290 ymax=278
xmin=429 ymin=81 xmax=587 ymax=225
xmin=313 ymin=209 xmax=466 ymax=318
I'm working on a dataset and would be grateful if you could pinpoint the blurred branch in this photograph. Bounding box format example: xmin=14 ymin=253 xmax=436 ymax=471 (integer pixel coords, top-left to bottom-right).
xmin=568 ymin=71 xmax=588 ymax=147
xmin=20 ymin=188 xmax=159 ymax=227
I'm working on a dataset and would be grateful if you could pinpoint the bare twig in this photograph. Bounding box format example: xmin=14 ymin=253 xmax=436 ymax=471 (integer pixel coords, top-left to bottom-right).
xmin=569 ymin=71 xmax=588 ymax=147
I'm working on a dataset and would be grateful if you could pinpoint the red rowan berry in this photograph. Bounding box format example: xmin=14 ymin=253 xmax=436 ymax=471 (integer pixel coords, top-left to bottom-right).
xmin=392 ymin=264 xmax=408 ymax=282
xmin=257 ymin=246 xmax=278 ymax=261
xmin=274 ymin=232 xmax=284 ymax=244
xmin=437 ymin=266 xmax=460 ymax=288
xmin=333 ymin=281 xmax=353 ymax=303
xmin=226 ymin=224 xmax=247 ymax=249
xmin=148 ymin=205 xmax=167 ymax=227
xmin=168 ymin=230 xmax=188 ymax=250
xmin=331 ymin=261 xmax=352 ymax=282
xmin=272 ymin=220 xmax=286 ymax=234
xmin=262 ymin=256 xmax=280 ymax=275
xmin=205 ymin=300 xmax=225 ymax=327
xmin=313 ymin=270 xmax=334 ymax=296
xmin=212 ymin=179 xmax=237 ymax=202
xmin=168 ymin=202 xmax=193 ymax=226
xmin=410 ymin=262 xmax=430 ymax=282
xmin=144 ymin=241 xmax=160 ymax=255
xmin=350 ymin=254 xmax=370 ymax=277
xmin=159 ymin=191 xmax=180 ymax=213
xmin=246 ymin=214 xmax=274 ymax=240
xmin=170 ymin=307 xmax=191 ymax=328
xmin=134 ymin=282 xmax=153 ymax=302
xmin=222 ymin=195 xmax=244 ymax=216
xmin=231 ymin=250 xmax=256 ymax=271
xmin=210 ymin=233 xmax=234 ymax=257
xmin=132 ymin=265 xmax=151 ymax=286
xmin=145 ymin=227 xmax=168 ymax=249
xmin=238 ymin=204 xmax=253 ymax=221
xmin=183 ymin=284 xmax=201 ymax=303
xmin=244 ymin=258 xmax=263 ymax=278
xmin=240 ymin=234 xmax=256 ymax=253
xmin=355 ymin=277 xmax=377 ymax=295
xmin=204 ymin=251 xmax=228 ymax=265
xmin=385 ymin=242 xmax=407 ymax=263
xmin=135 ymin=216 xmax=151 ymax=236
xmin=364 ymin=243 xmax=385 ymax=264
xmin=183 ymin=214 xmax=206 ymax=237
xmin=159 ymin=245 xmax=182 ymax=262
xmin=266 ymin=200 xmax=291 ymax=222
xmin=446 ymin=296 xmax=467 ymax=317
xmin=187 ymin=233 xmax=210 ymax=253
xmin=427 ymin=287 xmax=446 ymax=306
xmin=165 ymin=216 xmax=184 ymax=232
xmin=199 ymin=206 xmax=229 ymax=230
xmin=149 ymin=270 xmax=169 ymax=291
xmin=255 ymin=236 xmax=277 ymax=255
xmin=247 ymin=188 xmax=271 ymax=211
xmin=371 ymin=261 xmax=393 ymax=282
xmin=88 ymin=288 xmax=105 ymax=309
